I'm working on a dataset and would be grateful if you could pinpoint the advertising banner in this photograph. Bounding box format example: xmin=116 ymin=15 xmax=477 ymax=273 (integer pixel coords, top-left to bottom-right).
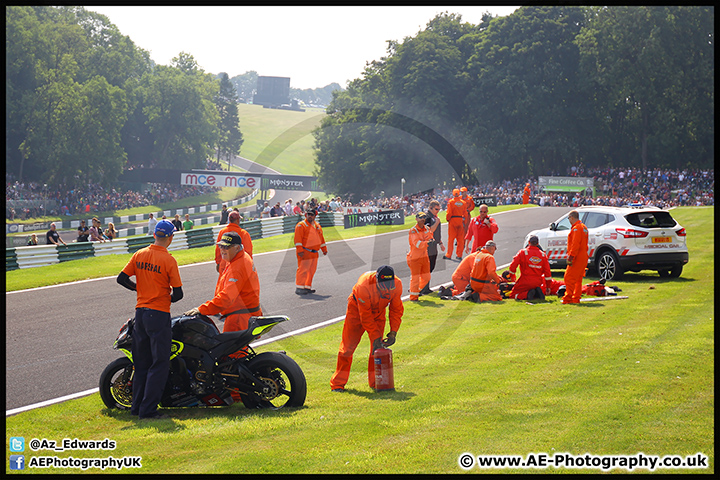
xmin=344 ymin=209 xmax=405 ymax=229
xmin=473 ymin=196 xmax=497 ymax=207
xmin=538 ymin=176 xmax=595 ymax=196
xmin=181 ymin=172 xmax=259 ymax=188
xmin=538 ymin=176 xmax=594 ymax=188
xmin=260 ymin=175 xmax=320 ymax=191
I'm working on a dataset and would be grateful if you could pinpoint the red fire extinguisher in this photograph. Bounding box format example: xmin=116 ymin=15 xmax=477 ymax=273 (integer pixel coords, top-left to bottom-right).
xmin=374 ymin=347 xmax=395 ymax=391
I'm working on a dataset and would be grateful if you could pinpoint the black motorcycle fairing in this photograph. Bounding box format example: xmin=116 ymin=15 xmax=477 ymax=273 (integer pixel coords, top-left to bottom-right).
xmin=101 ymin=314 xmax=305 ymax=411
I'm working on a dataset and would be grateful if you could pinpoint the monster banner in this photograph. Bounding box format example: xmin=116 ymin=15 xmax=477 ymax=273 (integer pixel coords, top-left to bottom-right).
xmin=344 ymin=209 xmax=405 ymax=229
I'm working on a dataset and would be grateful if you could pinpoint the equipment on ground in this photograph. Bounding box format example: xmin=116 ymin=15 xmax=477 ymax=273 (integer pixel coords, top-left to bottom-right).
xmin=373 ymin=347 xmax=395 ymax=391
xmin=99 ymin=314 xmax=306 ymax=411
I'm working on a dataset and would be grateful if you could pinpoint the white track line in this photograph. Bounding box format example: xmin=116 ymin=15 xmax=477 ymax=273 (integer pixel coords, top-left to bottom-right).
xmin=6 ymin=219 xmax=518 ymax=415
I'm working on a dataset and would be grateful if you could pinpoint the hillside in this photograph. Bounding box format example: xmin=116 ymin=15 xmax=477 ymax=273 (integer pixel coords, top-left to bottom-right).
xmin=237 ymin=103 xmax=326 ymax=176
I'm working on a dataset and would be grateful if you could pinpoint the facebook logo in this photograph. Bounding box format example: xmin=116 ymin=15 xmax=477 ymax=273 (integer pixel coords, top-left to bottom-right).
xmin=10 ymin=455 xmax=25 ymax=470
xmin=10 ymin=436 xmax=25 ymax=452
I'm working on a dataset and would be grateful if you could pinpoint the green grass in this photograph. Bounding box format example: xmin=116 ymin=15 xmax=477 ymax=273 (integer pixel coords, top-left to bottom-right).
xmin=5 ymin=204 xmax=530 ymax=292
xmin=8 ymin=103 xmax=322 ymax=228
xmin=237 ymin=103 xmax=325 ymax=176
xmin=5 ymin=207 xmax=714 ymax=474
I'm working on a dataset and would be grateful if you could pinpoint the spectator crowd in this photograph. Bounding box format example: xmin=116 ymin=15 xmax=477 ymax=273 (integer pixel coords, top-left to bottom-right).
xmin=7 ymin=166 xmax=713 ymax=222
xmin=6 ymin=175 xmax=220 ymax=221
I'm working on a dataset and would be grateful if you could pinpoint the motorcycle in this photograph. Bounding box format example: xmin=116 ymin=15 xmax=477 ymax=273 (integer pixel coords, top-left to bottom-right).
xmin=99 ymin=314 xmax=306 ymax=411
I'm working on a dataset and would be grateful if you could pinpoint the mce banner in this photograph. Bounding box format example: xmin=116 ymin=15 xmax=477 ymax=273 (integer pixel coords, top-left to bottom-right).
xmin=344 ymin=209 xmax=405 ymax=229
xmin=180 ymin=172 xmax=320 ymax=191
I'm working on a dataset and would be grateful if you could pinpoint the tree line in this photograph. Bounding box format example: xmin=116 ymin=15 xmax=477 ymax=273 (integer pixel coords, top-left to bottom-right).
xmin=313 ymin=6 xmax=714 ymax=200
xmin=6 ymin=6 xmax=243 ymax=188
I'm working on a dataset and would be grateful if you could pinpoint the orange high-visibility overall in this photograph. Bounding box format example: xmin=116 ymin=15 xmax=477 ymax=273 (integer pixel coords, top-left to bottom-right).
xmin=562 ymin=221 xmax=589 ymax=304
xmin=522 ymin=184 xmax=531 ymax=204
xmin=451 ymin=251 xmax=479 ymax=295
xmin=294 ymin=218 xmax=327 ymax=290
xmin=461 ymin=193 xmax=474 ymax=238
xmin=469 ymin=250 xmax=503 ymax=301
xmin=215 ymin=223 xmax=253 ymax=273
xmin=445 ymin=195 xmax=467 ymax=258
xmin=406 ymin=223 xmax=433 ymax=300
xmin=330 ymin=272 xmax=403 ymax=390
xmin=199 ymin=249 xmax=262 ymax=333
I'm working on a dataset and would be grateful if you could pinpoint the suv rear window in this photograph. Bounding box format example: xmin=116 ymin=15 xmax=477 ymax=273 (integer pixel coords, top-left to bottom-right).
xmin=625 ymin=211 xmax=677 ymax=228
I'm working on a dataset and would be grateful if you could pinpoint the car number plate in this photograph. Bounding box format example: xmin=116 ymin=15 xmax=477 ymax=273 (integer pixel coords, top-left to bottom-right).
xmin=652 ymin=236 xmax=671 ymax=243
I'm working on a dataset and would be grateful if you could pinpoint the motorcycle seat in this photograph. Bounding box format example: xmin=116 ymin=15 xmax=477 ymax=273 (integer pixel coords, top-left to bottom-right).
xmin=214 ymin=330 xmax=253 ymax=344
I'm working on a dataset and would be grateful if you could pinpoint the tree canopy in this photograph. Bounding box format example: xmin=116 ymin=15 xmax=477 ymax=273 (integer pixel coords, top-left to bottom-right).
xmin=5 ymin=6 xmax=233 ymax=187
xmin=313 ymin=6 xmax=714 ymax=199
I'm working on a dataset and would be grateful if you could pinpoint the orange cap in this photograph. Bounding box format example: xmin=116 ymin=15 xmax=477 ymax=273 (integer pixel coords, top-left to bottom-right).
xmin=460 ymin=187 xmax=468 ymax=192
xmin=453 ymin=189 xmax=460 ymax=196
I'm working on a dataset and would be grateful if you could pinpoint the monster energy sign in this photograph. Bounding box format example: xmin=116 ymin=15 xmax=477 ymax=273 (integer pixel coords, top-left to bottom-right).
xmin=260 ymin=175 xmax=320 ymax=191
xmin=344 ymin=209 xmax=405 ymax=229
xmin=473 ymin=196 xmax=497 ymax=207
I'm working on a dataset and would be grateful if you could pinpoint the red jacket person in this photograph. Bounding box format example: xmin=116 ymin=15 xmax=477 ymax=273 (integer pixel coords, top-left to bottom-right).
xmin=330 ymin=266 xmax=403 ymax=392
xmin=464 ymin=204 xmax=498 ymax=254
xmin=507 ymin=235 xmax=552 ymax=300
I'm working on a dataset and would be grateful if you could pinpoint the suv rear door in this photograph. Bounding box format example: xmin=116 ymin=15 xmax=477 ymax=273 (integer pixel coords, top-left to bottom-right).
xmin=624 ymin=211 xmax=687 ymax=251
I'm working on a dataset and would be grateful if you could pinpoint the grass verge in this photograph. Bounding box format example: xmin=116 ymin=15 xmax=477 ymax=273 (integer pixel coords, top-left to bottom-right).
xmin=237 ymin=103 xmax=325 ymax=176
xmin=5 ymin=207 xmax=714 ymax=474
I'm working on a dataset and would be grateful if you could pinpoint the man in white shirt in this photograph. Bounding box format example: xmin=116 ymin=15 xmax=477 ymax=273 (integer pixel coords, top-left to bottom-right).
xmin=147 ymin=213 xmax=157 ymax=235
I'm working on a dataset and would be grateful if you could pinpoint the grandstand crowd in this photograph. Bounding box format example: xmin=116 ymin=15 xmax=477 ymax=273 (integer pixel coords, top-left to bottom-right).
xmin=6 ymin=166 xmax=713 ymax=221
xmin=355 ymin=167 xmax=714 ymax=216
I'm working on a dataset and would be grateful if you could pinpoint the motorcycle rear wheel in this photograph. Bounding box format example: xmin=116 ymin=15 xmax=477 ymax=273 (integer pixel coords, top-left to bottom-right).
xmin=99 ymin=357 xmax=134 ymax=410
xmin=240 ymin=352 xmax=307 ymax=409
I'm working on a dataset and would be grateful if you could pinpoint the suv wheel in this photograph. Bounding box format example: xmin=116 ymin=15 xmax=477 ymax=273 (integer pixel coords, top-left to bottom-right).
xmin=669 ymin=264 xmax=683 ymax=278
xmin=596 ymin=249 xmax=622 ymax=281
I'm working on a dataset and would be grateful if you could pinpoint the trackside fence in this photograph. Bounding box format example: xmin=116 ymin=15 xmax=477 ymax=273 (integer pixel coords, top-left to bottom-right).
xmin=6 ymin=212 xmax=344 ymax=271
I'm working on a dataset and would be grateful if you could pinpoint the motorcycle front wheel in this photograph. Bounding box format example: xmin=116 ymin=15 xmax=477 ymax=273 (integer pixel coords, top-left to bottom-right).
xmin=99 ymin=357 xmax=134 ymax=410
xmin=240 ymin=352 xmax=307 ymax=409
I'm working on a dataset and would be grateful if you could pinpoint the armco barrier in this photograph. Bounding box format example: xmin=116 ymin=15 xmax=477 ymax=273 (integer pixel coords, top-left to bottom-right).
xmin=185 ymin=228 xmax=215 ymax=248
xmin=317 ymin=212 xmax=339 ymax=228
xmin=126 ymin=236 xmax=154 ymax=254
xmin=6 ymin=211 xmax=349 ymax=270
xmin=57 ymin=242 xmax=95 ymax=263
xmin=92 ymin=240 xmax=130 ymax=257
xmin=14 ymin=244 xmax=60 ymax=268
xmin=283 ymin=214 xmax=304 ymax=234
xmin=6 ymin=248 xmax=19 ymax=271
xmin=261 ymin=217 xmax=284 ymax=238
xmin=241 ymin=219 xmax=262 ymax=240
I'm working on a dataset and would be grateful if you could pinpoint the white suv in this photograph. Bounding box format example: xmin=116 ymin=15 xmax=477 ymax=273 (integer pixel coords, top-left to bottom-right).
xmin=525 ymin=206 xmax=689 ymax=280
